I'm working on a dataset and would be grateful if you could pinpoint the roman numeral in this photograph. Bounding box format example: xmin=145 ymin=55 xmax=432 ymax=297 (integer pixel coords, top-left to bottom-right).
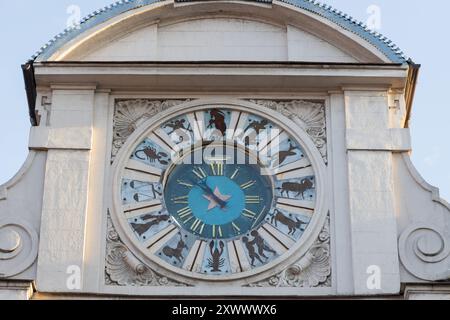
xmin=177 ymin=206 xmax=193 ymax=220
xmin=212 ymin=225 xmax=223 ymax=238
xmin=190 ymin=218 xmax=205 ymax=234
xmin=230 ymin=168 xmax=239 ymax=180
xmin=172 ymin=195 xmax=189 ymax=204
xmin=241 ymin=180 xmax=256 ymax=190
xmin=245 ymin=196 xmax=261 ymax=204
xmin=193 ymin=167 xmax=207 ymax=179
xmin=177 ymin=180 xmax=193 ymax=188
xmin=242 ymin=208 xmax=257 ymax=219
xmin=232 ymin=222 xmax=241 ymax=233
xmin=210 ymin=163 xmax=224 ymax=176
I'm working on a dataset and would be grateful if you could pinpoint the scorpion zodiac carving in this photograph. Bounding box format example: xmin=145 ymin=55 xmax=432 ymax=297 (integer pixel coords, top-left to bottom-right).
xmin=277 ymin=179 xmax=314 ymax=199
xmin=207 ymin=109 xmax=227 ymax=137
xmin=207 ymin=240 xmax=226 ymax=272
xmin=270 ymin=209 xmax=306 ymax=235
xmin=162 ymin=234 xmax=188 ymax=264
xmin=131 ymin=213 xmax=170 ymax=236
xmin=134 ymin=146 xmax=169 ymax=165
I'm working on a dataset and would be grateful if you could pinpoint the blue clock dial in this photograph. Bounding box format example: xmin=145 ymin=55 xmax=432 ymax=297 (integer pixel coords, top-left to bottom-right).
xmin=164 ymin=159 xmax=273 ymax=240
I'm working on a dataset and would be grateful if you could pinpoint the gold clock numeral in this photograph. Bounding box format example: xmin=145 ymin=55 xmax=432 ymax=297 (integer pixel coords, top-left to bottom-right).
xmin=172 ymin=195 xmax=189 ymax=204
xmin=230 ymin=168 xmax=239 ymax=180
xmin=193 ymin=167 xmax=207 ymax=179
xmin=191 ymin=218 xmax=204 ymax=233
xmin=212 ymin=225 xmax=223 ymax=238
xmin=232 ymin=222 xmax=241 ymax=233
xmin=245 ymin=196 xmax=261 ymax=204
xmin=241 ymin=180 xmax=256 ymax=190
xmin=210 ymin=162 xmax=224 ymax=176
xmin=177 ymin=180 xmax=193 ymax=188
xmin=178 ymin=206 xmax=193 ymax=219
xmin=242 ymin=208 xmax=257 ymax=219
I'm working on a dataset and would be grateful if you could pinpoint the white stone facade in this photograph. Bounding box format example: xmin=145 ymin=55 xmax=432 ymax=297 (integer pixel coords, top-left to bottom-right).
xmin=0 ymin=0 xmax=449 ymax=299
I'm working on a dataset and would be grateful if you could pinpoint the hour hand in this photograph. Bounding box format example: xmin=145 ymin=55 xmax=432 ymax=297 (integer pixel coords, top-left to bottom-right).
xmin=194 ymin=179 xmax=228 ymax=208
xmin=203 ymin=187 xmax=231 ymax=210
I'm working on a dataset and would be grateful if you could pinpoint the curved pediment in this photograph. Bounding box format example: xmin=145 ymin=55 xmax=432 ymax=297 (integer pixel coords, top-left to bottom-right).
xmin=33 ymin=0 xmax=407 ymax=64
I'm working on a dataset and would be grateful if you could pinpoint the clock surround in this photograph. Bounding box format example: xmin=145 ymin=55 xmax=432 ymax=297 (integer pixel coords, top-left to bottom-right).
xmin=110 ymin=99 xmax=329 ymax=286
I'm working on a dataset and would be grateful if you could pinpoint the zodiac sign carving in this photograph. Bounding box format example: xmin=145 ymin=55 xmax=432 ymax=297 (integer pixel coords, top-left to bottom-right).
xmin=134 ymin=146 xmax=169 ymax=165
xmin=245 ymin=119 xmax=269 ymax=135
xmin=162 ymin=234 xmax=188 ymax=264
xmin=251 ymin=230 xmax=276 ymax=259
xmin=207 ymin=241 xmax=226 ymax=272
xmin=243 ymin=231 xmax=276 ymax=267
xmin=130 ymin=181 xmax=162 ymax=202
xmin=131 ymin=214 xmax=170 ymax=236
xmin=207 ymin=109 xmax=227 ymax=136
xmin=277 ymin=179 xmax=314 ymax=199
xmin=276 ymin=142 xmax=299 ymax=166
xmin=164 ymin=119 xmax=192 ymax=134
xmin=270 ymin=209 xmax=306 ymax=235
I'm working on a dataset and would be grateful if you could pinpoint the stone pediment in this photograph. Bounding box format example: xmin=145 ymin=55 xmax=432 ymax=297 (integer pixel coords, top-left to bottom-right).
xmin=33 ymin=0 xmax=406 ymax=64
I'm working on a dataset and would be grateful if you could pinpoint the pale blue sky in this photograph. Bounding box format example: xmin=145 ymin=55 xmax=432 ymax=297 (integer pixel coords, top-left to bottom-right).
xmin=0 ymin=0 xmax=449 ymax=200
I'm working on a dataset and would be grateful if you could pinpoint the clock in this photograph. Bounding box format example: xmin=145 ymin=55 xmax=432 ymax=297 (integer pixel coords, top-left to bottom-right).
xmin=112 ymin=100 xmax=327 ymax=284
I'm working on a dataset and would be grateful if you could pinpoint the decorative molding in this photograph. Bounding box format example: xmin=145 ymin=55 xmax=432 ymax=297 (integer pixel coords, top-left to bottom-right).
xmin=112 ymin=99 xmax=191 ymax=160
xmin=0 ymin=218 xmax=39 ymax=279
xmin=105 ymin=213 xmax=188 ymax=287
xmin=247 ymin=215 xmax=331 ymax=288
xmin=248 ymin=100 xmax=327 ymax=162
xmin=399 ymin=223 xmax=450 ymax=282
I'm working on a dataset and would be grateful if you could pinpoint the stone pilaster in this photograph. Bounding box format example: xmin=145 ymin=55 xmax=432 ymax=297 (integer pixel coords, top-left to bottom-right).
xmin=344 ymin=89 xmax=409 ymax=295
xmin=35 ymin=86 xmax=96 ymax=293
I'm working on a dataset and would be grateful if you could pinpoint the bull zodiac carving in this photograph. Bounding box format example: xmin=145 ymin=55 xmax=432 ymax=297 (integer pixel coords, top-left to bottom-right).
xmin=277 ymin=178 xmax=314 ymax=199
xmin=270 ymin=209 xmax=306 ymax=235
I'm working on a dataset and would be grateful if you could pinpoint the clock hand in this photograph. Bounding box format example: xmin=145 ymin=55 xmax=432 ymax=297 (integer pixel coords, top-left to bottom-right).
xmin=192 ymin=178 xmax=228 ymax=208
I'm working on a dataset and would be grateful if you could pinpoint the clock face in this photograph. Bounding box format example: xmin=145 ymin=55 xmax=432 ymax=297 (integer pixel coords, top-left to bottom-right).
xmin=115 ymin=106 xmax=318 ymax=280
